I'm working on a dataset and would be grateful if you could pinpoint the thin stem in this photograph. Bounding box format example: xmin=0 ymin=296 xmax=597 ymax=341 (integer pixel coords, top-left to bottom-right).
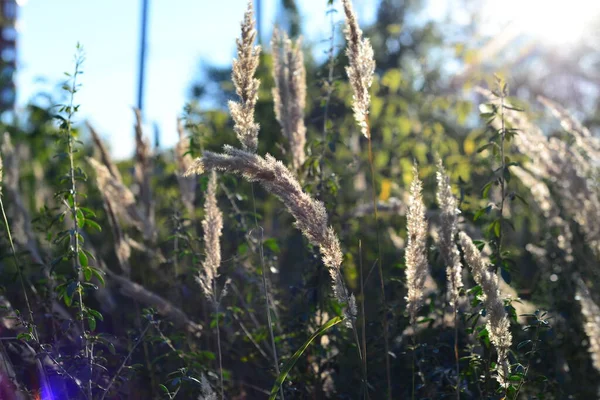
xmin=213 ymin=281 xmax=224 ymax=400
xmin=358 ymin=240 xmax=369 ymax=400
xmin=63 ymin=51 xmax=91 ymax=398
xmin=321 ymin=6 xmax=336 ymax=141
xmin=0 ymin=196 xmax=38 ymax=341
xmin=0 ymin=196 xmax=54 ymax=399
xmin=365 ymin=117 xmax=391 ymax=399
xmin=318 ymin=5 xmax=336 ymax=198
xmin=30 ymin=342 xmax=87 ymax=399
xmin=482 ymin=344 xmax=493 ymax=397
xmin=497 ymin=91 xmax=506 ymax=267
xmin=411 ymin=335 xmax=416 ymax=400
xmin=514 ymin=319 xmax=541 ymax=399
xmin=454 ymin=309 xmax=460 ymax=399
xmin=321 ymin=5 xmax=335 ymax=152
xmin=333 ymin=268 xmax=363 ymax=367
xmin=100 ymin=322 xmax=151 ymax=400
xmin=250 ymin=183 xmax=283 ymax=400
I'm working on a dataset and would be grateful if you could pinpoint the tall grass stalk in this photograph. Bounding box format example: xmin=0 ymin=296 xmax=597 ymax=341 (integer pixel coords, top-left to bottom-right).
xmin=100 ymin=321 xmax=151 ymax=400
xmin=340 ymin=0 xmax=389 ymax=395
xmin=405 ymin=165 xmax=429 ymax=400
xmin=435 ymin=159 xmax=464 ymax=399
xmin=0 ymin=157 xmax=38 ymax=344
xmin=366 ymin=121 xmax=390 ymax=397
xmin=251 ymin=183 xmax=283 ymax=400
xmin=196 ymin=171 xmax=228 ymax=398
xmin=0 ymin=153 xmax=53 ymax=400
xmin=226 ymin=3 xmax=283 ymax=396
xmin=358 ymin=240 xmax=368 ymax=399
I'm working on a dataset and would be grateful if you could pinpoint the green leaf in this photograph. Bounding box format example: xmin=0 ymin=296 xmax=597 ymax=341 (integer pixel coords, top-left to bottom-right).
xmin=482 ymin=182 xmax=493 ymax=199
xmin=512 ymin=193 xmax=528 ymax=206
xmin=493 ymin=219 xmax=501 ymax=237
xmin=263 ymin=238 xmax=280 ymax=253
xmin=85 ymin=219 xmax=102 ymax=232
xmin=159 ymin=384 xmax=170 ymax=394
xmin=474 ymin=205 xmax=491 ymax=221
xmin=503 ymin=166 xmax=511 ymax=183
xmin=269 ymin=316 xmax=343 ymax=400
xmin=76 ymin=208 xmax=85 ymax=228
xmin=517 ymin=340 xmax=532 ymax=350
xmin=17 ymin=332 xmax=33 ymax=341
xmin=476 ymin=142 xmax=498 ymax=153
xmin=88 ymin=316 xmax=96 ymax=331
xmin=79 ymin=207 xmax=96 ymax=218
xmin=83 ymin=266 xmax=92 ymax=281
xmin=79 ymin=251 xmax=89 ymax=268
xmin=90 ymin=267 xmax=105 ymax=286
xmin=87 ymin=308 xmax=103 ymax=321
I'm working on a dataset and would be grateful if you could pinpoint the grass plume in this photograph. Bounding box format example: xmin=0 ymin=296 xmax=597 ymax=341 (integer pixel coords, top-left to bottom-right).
xmin=271 ymin=27 xmax=307 ymax=172
xmin=459 ymin=231 xmax=512 ymax=387
xmin=229 ymin=0 xmax=261 ymax=153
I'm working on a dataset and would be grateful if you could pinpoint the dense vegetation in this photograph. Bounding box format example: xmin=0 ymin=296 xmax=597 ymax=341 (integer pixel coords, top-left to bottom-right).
xmin=0 ymin=1 xmax=599 ymax=399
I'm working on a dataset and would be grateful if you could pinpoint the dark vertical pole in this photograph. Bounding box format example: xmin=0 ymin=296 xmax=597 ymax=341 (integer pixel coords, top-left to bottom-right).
xmin=255 ymin=0 xmax=262 ymax=44
xmin=137 ymin=0 xmax=149 ymax=111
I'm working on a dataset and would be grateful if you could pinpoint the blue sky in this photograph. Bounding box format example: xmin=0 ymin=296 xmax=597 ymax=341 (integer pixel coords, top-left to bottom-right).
xmin=15 ymin=0 xmax=377 ymax=159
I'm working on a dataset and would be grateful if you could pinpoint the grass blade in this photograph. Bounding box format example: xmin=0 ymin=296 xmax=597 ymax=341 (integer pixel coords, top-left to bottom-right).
xmin=269 ymin=316 xmax=343 ymax=400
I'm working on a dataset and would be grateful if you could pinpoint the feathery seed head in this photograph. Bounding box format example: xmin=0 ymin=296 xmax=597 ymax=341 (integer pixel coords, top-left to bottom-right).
xmin=405 ymin=165 xmax=430 ymax=325
xmin=575 ymin=276 xmax=600 ymax=373
xmin=459 ymin=231 xmax=512 ymax=386
xmin=271 ymin=27 xmax=307 ymax=171
xmin=198 ymin=374 xmax=217 ymax=400
xmin=197 ymin=171 xmax=223 ymax=301
xmin=435 ymin=159 xmax=463 ymax=308
xmin=88 ymin=157 xmax=147 ymax=234
xmin=230 ymin=0 xmax=262 ymax=152
xmin=186 ymin=146 xmax=356 ymax=322
xmin=342 ymin=0 xmax=375 ymax=139
xmin=176 ymin=119 xmax=197 ymax=213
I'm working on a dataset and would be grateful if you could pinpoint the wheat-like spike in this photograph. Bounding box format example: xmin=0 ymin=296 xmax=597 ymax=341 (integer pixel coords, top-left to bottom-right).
xmin=87 ymin=122 xmax=122 ymax=182
xmin=185 ymin=146 xmax=356 ymax=322
xmin=538 ymin=95 xmax=600 ymax=159
xmin=229 ymin=0 xmax=262 ymax=152
xmin=511 ymin=166 xmax=573 ymax=263
xmin=176 ymin=119 xmax=197 ymax=214
xmin=477 ymin=86 xmax=600 ymax=259
xmin=271 ymin=27 xmax=307 ymax=171
xmin=435 ymin=159 xmax=463 ymax=308
xmin=132 ymin=108 xmax=156 ymax=241
xmin=87 ymin=157 xmax=146 ymax=232
xmin=405 ymin=165 xmax=430 ymax=325
xmin=197 ymin=171 xmax=223 ymax=301
xmin=198 ymin=374 xmax=217 ymax=400
xmin=575 ymin=275 xmax=600 ymax=373
xmin=459 ymin=231 xmax=512 ymax=386
xmin=341 ymin=0 xmax=375 ymax=139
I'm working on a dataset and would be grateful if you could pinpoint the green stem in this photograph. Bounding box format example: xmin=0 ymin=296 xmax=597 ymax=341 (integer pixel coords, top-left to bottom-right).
xmin=365 ymin=118 xmax=391 ymax=399
xmin=251 ymin=183 xmax=283 ymax=400
xmin=358 ymin=240 xmax=369 ymax=399
xmin=213 ymin=280 xmax=224 ymax=400
xmin=63 ymin=51 xmax=91 ymax=399
xmin=454 ymin=310 xmax=460 ymax=399
xmin=0 ymin=196 xmax=37 ymax=341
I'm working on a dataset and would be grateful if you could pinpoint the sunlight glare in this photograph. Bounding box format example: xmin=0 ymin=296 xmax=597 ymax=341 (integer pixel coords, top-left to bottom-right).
xmin=484 ymin=0 xmax=600 ymax=46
